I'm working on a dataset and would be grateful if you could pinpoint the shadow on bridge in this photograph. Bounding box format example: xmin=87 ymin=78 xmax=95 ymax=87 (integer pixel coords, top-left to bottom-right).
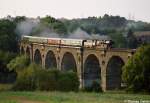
xmin=61 ymin=52 xmax=77 ymax=72
xmin=34 ymin=49 xmax=42 ymax=65
xmin=83 ymin=54 xmax=101 ymax=88
xmin=45 ymin=50 xmax=57 ymax=69
xmin=106 ymin=56 xmax=124 ymax=90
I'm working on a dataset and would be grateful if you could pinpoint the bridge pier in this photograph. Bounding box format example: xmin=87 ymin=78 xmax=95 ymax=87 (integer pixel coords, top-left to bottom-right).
xmin=77 ymin=49 xmax=84 ymax=89
xmin=101 ymin=65 xmax=107 ymax=91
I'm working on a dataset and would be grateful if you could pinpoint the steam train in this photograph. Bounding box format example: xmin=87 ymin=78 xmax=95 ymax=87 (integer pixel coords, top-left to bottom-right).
xmin=22 ymin=36 xmax=113 ymax=49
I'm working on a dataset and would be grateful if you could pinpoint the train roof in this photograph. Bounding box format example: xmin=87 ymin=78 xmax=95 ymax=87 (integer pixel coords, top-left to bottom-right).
xmin=23 ymin=35 xmax=112 ymax=41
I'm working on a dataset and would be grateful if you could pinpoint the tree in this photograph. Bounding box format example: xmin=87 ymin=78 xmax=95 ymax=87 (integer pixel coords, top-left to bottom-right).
xmin=126 ymin=29 xmax=138 ymax=49
xmin=122 ymin=45 xmax=150 ymax=93
xmin=40 ymin=16 xmax=67 ymax=35
xmin=0 ymin=51 xmax=16 ymax=83
xmin=14 ymin=16 xmax=26 ymax=24
xmin=7 ymin=55 xmax=30 ymax=73
xmin=0 ymin=19 xmax=19 ymax=52
xmin=52 ymin=22 xmax=67 ymax=35
xmin=109 ymin=32 xmax=127 ymax=48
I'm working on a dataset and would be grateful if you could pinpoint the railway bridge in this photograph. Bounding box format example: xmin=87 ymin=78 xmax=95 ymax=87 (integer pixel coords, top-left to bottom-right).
xmin=20 ymin=36 xmax=135 ymax=91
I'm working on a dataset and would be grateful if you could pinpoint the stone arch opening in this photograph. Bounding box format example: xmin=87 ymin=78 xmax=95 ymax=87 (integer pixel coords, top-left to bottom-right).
xmin=34 ymin=49 xmax=42 ymax=65
xmin=61 ymin=52 xmax=77 ymax=72
xmin=83 ymin=54 xmax=101 ymax=88
xmin=106 ymin=56 xmax=125 ymax=90
xmin=45 ymin=50 xmax=57 ymax=69
xmin=26 ymin=46 xmax=30 ymax=56
xmin=21 ymin=46 xmax=25 ymax=54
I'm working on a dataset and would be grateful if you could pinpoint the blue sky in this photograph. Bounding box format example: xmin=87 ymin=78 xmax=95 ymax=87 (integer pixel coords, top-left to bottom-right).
xmin=0 ymin=0 xmax=150 ymax=22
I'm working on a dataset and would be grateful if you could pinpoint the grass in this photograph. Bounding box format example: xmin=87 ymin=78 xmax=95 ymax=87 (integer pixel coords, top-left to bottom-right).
xmin=0 ymin=84 xmax=150 ymax=103
xmin=0 ymin=91 xmax=150 ymax=103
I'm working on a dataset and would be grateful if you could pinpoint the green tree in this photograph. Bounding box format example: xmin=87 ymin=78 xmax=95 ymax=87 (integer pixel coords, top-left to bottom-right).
xmin=0 ymin=19 xmax=19 ymax=52
xmin=122 ymin=45 xmax=150 ymax=93
xmin=126 ymin=29 xmax=138 ymax=49
xmin=7 ymin=55 xmax=30 ymax=73
xmin=40 ymin=16 xmax=67 ymax=35
xmin=57 ymin=71 xmax=79 ymax=92
xmin=13 ymin=16 xmax=26 ymax=23
xmin=12 ymin=63 xmax=40 ymax=91
xmin=0 ymin=51 xmax=16 ymax=83
xmin=12 ymin=63 xmax=79 ymax=91
xmin=109 ymin=32 xmax=127 ymax=48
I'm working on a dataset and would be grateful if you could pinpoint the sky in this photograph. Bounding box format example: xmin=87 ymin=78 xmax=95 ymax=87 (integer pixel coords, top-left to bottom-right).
xmin=0 ymin=0 xmax=150 ymax=22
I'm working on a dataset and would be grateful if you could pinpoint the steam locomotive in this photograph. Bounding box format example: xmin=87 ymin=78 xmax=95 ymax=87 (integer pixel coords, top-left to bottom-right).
xmin=22 ymin=36 xmax=113 ymax=49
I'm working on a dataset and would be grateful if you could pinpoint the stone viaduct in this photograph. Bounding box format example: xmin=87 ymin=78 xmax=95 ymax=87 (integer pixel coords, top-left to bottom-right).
xmin=20 ymin=40 xmax=135 ymax=91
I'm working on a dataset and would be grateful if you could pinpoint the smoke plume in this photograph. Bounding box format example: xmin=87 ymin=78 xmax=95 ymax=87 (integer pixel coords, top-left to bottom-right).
xmin=68 ymin=28 xmax=91 ymax=39
xmin=15 ymin=18 xmax=110 ymax=40
xmin=15 ymin=19 xmax=40 ymax=36
xmin=15 ymin=18 xmax=60 ymax=38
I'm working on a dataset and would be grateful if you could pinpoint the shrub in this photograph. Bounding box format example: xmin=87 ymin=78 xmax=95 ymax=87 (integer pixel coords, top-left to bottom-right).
xmin=12 ymin=72 xmax=36 ymax=91
xmin=83 ymin=81 xmax=102 ymax=92
xmin=13 ymin=63 xmax=79 ymax=92
xmin=0 ymin=51 xmax=16 ymax=83
xmin=91 ymin=81 xmax=102 ymax=92
xmin=57 ymin=72 xmax=79 ymax=92
xmin=12 ymin=63 xmax=38 ymax=91
xmin=36 ymin=70 xmax=79 ymax=91
xmin=7 ymin=55 xmax=30 ymax=72
xmin=36 ymin=69 xmax=59 ymax=91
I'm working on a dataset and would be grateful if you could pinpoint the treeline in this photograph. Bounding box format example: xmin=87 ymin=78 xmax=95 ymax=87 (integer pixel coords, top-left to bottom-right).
xmin=62 ymin=14 xmax=150 ymax=48
xmin=63 ymin=14 xmax=150 ymax=34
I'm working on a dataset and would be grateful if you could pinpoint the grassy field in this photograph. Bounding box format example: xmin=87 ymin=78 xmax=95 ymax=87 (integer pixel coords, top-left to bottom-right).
xmin=0 ymin=91 xmax=150 ymax=103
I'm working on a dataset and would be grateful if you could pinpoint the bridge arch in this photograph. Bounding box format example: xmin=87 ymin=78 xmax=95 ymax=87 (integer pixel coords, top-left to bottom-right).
xmin=45 ymin=50 xmax=57 ymax=69
xmin=34 ymin=49 xmax=42 ymax=65
xmin=106 ymin=56 xmax=125 ymax=90
xmin=61 ymin=52 xmax=77 ymax=72
xmin=83 ymin=54 xmax=101 ymax=88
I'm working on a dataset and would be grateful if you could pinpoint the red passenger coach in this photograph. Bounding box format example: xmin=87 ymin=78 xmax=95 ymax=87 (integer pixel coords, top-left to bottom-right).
xmin=47 ymin=38 xmax=61 ymax=45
